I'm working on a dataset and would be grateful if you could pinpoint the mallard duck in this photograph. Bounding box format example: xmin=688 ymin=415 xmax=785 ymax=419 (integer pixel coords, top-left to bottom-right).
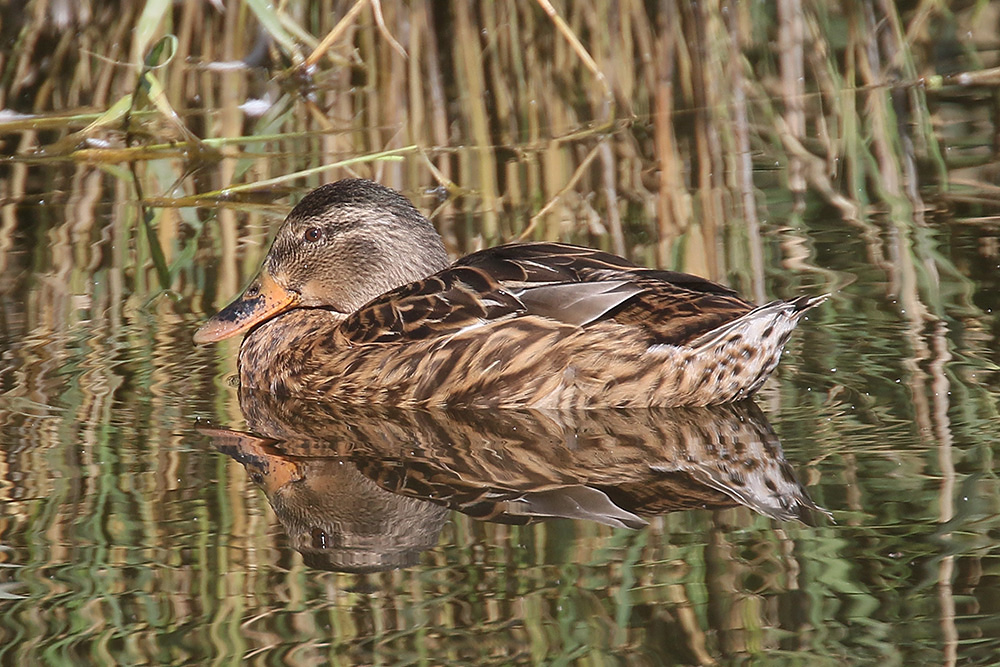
xmin=195 ymin=178 xmax=826 ymax=408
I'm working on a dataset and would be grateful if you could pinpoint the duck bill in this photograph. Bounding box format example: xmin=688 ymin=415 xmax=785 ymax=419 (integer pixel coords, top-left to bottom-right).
xmin=193 ymin=271 xmax=299 ymax=344
xmin=201 ymin=426 xmax=303 ymax=493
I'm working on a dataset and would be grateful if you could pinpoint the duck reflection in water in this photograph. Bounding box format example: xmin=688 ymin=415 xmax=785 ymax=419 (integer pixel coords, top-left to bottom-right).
xmin=203 ymin=388 xmax=827 ymax=573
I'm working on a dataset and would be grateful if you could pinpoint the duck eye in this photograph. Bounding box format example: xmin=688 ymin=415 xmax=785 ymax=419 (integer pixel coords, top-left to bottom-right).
xmin=304 ymin=227 xmax=323 ymax=242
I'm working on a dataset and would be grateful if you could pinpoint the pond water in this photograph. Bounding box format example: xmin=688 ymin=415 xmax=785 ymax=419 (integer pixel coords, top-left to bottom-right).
xmin=3 ymin=2 xmax=1000 ymax=665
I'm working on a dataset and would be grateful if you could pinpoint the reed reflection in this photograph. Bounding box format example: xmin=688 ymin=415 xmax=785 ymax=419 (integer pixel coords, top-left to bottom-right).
xmin=204 ymin=388 xmax=826 ymax=572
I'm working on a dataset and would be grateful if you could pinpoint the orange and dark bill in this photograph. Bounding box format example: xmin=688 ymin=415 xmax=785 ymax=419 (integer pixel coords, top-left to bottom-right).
xmin=199 ymin=426 xmax=303 ymax=492
xmin=193 ymin=271 xmax=299 ymax=344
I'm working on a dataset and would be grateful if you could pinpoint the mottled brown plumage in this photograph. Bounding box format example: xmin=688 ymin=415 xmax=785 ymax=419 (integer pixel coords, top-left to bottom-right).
xmin=195 ymin=178 xmax=826 ymax=407
xmin=205 ymin=389 xmax=826 ymax=572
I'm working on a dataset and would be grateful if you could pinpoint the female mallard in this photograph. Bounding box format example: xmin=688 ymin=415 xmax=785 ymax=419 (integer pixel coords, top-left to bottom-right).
xmin=195 ymin=178 xmax=825 ymax=408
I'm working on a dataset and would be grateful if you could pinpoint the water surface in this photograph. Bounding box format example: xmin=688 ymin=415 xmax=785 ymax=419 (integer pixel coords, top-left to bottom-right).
xmin=2 ymin=2 xmax=1000 ymax=665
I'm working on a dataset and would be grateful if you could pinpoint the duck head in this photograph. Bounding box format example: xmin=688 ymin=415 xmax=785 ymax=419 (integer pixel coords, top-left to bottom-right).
xmin=194 ymin=179 xmax=450 ymax=344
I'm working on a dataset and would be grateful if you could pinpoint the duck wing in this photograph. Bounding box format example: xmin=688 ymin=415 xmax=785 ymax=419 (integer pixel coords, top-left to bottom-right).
xmin=461 ymin=243 xmax=755 ymax=345
xmin=339 ymin=242 xmax=754 ymax=346
xmin=339 ymin=265 xmax=526 ymax=343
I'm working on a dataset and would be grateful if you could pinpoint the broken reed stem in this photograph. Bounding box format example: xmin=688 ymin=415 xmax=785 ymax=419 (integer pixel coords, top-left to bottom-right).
xmin=305 ymin=0 xmax=368 ymax=68
xmin=519 ymin=141 xmax=603 ymax=240
xmin=534 ymin=0 xmax=612 ymax=107
xmin=174 ymin=146 xmax=417 ymax=203
xmin=369 ymin=0 xmax=408 ymax=60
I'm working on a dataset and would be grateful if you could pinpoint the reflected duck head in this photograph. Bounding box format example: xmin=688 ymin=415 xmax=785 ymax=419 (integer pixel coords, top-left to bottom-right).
xmin=194 ymin=179 xmax=449 ymax=344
